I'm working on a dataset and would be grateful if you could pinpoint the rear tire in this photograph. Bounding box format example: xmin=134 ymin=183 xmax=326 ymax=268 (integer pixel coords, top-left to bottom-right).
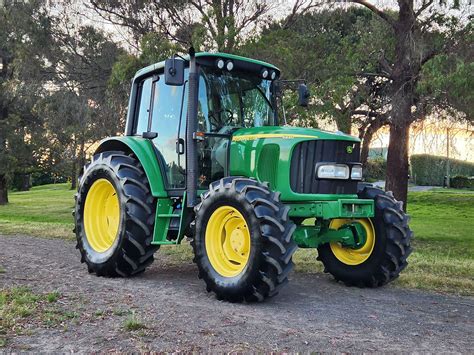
xmin=192 ymin=177 xmax=297 ymax=302
xmin=74 ymin=151 xmax=158 ymax=277
xmin=317 ymin=186 xmax=413 ymax=287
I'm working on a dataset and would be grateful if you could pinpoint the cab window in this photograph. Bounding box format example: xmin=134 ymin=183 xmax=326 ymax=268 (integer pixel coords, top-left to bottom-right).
xmin=134 ymin=77 xmax=153 ymax=135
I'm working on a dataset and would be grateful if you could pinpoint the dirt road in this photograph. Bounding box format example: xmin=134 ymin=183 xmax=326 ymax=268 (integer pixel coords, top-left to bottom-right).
xmin=1 ymin=235 xmax=473 ymax=352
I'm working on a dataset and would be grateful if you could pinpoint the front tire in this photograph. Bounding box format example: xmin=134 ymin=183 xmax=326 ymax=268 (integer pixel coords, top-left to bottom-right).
xmin=317 ymin=186 xmax=413 ymax=287
xmin=192 ymin=177 xmax=297 ymax=302
xmin=74 ymin=151 xmax=158 ymax=277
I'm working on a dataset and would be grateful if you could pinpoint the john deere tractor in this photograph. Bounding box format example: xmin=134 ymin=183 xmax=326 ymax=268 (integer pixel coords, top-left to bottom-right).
xmin=74 ymin=50 xmax=412 ymax=302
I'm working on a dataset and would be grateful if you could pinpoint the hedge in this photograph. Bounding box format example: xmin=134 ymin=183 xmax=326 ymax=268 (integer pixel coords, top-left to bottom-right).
xmin=450 ymin=175 xmax=474 ymax=189
xmin=410 ymin=154 xmax=474 ymax=186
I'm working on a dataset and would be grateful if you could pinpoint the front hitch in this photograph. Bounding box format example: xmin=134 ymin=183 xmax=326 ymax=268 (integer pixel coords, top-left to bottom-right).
xmin=293 ymin=220 xmax=368 ymax=249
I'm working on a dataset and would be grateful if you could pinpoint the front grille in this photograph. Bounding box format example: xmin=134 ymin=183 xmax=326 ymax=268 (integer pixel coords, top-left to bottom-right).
xmin=290 ymin=140 xmax=361 ymax=194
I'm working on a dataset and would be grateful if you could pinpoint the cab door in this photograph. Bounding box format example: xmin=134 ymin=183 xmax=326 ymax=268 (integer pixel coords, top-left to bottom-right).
xmin=149 ymin=73 xmax=188 ymax=190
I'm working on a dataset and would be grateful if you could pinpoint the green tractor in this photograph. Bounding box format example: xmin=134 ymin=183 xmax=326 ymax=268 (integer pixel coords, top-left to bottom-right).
xmin=74 ymin=50 xmax=412 ymax=302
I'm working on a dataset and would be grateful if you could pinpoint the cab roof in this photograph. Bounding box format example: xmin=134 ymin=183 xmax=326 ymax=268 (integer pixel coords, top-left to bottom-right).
xmin=133 ymin=52 xmax=279 ymax=81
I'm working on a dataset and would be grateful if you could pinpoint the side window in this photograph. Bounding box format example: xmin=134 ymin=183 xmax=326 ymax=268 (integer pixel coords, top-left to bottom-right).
xmin=150 ymin=74 xmax=188 ymax=189
xmin=134 ymin=77 xmax=153 ymax=135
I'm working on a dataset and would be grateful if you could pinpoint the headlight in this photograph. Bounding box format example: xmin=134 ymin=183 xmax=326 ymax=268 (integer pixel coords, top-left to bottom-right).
xmin=351 ymin=165 xmax=363 ymax=180
xmin=317 ymin=164 xmax=350 ymax=179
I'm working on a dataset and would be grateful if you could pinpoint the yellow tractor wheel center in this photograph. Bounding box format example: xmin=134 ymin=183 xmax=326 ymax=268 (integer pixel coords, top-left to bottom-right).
xmin=205 ymin=206 xmax=251 ymax=277
xmin=83 ymin=178 xmax=120 ymax=253
xmin=329 ymin=218 xmax=376 ymax=266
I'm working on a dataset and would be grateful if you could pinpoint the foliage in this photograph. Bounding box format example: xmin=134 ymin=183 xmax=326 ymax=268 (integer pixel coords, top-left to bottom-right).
xmin=239 ymin=8 xmax=392 ymax=133
xmin=450 ymin=175 xmax=474 ymax=189
xmin=364 ymin=157 xmax=387 ymax=181
xmin=0 ymin=1 xmax=54 ymax=202
xmin=410 ymin=154 xmax=474 ymax=186
xmin=85 ymin=0 xmax=302 ymax=52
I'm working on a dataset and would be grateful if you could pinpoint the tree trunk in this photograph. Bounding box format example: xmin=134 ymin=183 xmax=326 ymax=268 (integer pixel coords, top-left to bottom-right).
xmin=0 ymin=174 xmax=8 ymax=205
xmin=385 ymin=122 xmax=410 ymax=210
xmin=360 ymin=118 xmax=386 ymax=167
xmin=71 ymin=159 xmax=77 ymax=190
xmin=18 ymin=173 xmax=31 ymax=191
xmin=360 ymin=129 xmax=374 ymax=167
xmin=384 ymin=2 xmax=417 ymax=210
xmin=336 ymin=111 xmax=352 ymax=134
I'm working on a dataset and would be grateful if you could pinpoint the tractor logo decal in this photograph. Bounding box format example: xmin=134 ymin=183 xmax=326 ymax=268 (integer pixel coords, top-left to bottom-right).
xmin=346 ymin=145 xmax=354 ymax=154
xmin=232 ymin=134 xmax=317 ymax=142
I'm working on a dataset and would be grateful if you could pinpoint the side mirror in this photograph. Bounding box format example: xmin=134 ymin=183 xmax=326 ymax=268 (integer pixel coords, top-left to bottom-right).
xmin=298 ymin=83 xmax=310 ymax=107
xmin=165 ymin=57 xmax=184 ymax=86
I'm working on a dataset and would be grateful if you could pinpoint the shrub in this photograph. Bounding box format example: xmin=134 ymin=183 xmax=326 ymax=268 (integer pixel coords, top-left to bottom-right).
xmin=410 ymin=154 xmax=474 ymax=186
xmin=450 ymin=175 xmax=474 ymax=189
xmin=364 ymin=157 xmax=386 ymax=181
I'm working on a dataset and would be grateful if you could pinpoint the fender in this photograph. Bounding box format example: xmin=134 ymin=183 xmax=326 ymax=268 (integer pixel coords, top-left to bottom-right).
xmin=95 ymin=136 xmax=167 ymax=198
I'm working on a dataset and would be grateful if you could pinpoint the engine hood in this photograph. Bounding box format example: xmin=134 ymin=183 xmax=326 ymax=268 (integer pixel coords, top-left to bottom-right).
xmin=229 ymin=125 xmax=360 ymax=201
xmin=231 ymin=126 xmax=359 ymax=143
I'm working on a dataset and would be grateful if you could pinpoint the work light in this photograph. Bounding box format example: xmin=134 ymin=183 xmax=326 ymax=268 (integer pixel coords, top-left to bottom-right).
xmin=261 ymin=68 xmax=269 ymax=78
xmin=351 ymin=165 xmax=363 ymax=180
xmin=226 ymin=60 xmax=234 ymax=71
xmin=270 ymin=71 xmax=277 ymax=80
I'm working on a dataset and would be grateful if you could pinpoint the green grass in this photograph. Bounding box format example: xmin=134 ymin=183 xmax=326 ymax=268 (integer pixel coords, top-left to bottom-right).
xmin=0 ymin=184 xmax=473 ymax=295
xmin=123 ymin=313 xmax=146 ymax=331
xmin=399 ymin=191 xmax=474 ymax=294
xmin=0 ymin=184 xmax=75 ymax=239
xmin=0 ymin=287 xmax=63 ymax=346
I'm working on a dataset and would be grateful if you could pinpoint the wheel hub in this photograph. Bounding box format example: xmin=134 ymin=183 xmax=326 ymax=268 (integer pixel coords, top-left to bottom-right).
xmin=83 ymin=178 xmax=120 ymax=253
xmin=205 ymin=206 xmax=251 ymax=277
xmin=230 ymin=229 xmax=245 ymax=252
xmin=329 ymin=218 xmax=375 ymax=265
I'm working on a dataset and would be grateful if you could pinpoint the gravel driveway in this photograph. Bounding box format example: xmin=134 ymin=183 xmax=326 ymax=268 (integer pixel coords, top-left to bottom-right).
xmin=1 ymin=235 xmax=473 ymax=352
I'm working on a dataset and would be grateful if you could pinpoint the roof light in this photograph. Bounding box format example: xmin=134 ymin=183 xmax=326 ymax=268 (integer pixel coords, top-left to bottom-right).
xmin=261 ymin=68 xmax=269 ymax=79
xmin=270 ymin=71 xmax=277 ymax=80
xmin=226 ymin=60 xmax=234 ymax=71
xmin=216 ymin=59 xmax=225 ymax=69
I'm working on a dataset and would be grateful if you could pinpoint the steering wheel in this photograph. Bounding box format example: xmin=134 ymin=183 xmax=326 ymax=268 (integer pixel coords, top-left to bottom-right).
xmin=209 ymin=109 xmax=234 ymax=131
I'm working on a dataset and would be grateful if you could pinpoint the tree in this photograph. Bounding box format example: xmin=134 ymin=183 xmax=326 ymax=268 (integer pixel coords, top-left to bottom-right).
xmin=39 ymin=9 xmax=125 ymax=188
xmin=244 ymin=2 xmax=471 ymax=207
xmin=240 ymin=9 xmax=394 ymax=161
xmin=0 ymin=1 xmax=54 ymax=204
xmin=86 ymin=0 xmax=319 ymax=52
xmin=344 ymin=0 xmax=472 ymax=208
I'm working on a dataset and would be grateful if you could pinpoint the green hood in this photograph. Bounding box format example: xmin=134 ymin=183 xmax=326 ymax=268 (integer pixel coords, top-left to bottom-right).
xmin=231 ymin=126 xmax=359 ymax=142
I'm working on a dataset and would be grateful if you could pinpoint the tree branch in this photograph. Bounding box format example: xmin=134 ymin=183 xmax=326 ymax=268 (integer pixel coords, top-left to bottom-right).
xmin=415 ymin=0 xmax=434 ymax=18
xmin=347 ymin=0 xmax=395 ymax=28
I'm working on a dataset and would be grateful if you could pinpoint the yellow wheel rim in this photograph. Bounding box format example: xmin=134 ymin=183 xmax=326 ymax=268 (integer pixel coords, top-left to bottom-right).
xmin=329 ymin=218 xmax=375 ymax=266
xmin=84 ymin=178 xmax=120 ymax=253
xmin=205 ymin=206 xmax=251 ymax=277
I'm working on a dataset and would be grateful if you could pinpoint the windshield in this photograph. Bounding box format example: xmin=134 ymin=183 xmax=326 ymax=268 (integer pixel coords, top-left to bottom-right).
xmin=198 ymin=67 xmax=275 ymax=134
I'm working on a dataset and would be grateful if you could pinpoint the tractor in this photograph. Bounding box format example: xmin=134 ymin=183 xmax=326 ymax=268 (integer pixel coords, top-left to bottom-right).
xmin=74 ymin=49 xmax=412 ymax=302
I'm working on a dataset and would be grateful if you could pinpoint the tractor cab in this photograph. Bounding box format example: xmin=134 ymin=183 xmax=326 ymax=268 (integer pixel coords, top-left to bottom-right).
xmin=125 ymin=52 xmax=282 ymax=193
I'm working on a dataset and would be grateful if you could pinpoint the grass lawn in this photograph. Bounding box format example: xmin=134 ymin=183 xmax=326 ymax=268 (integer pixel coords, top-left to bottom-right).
xmin=0 ymin=183 xmax=473 ymax=296
xmin=0 ymin=184 xmax=74 ymax=239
